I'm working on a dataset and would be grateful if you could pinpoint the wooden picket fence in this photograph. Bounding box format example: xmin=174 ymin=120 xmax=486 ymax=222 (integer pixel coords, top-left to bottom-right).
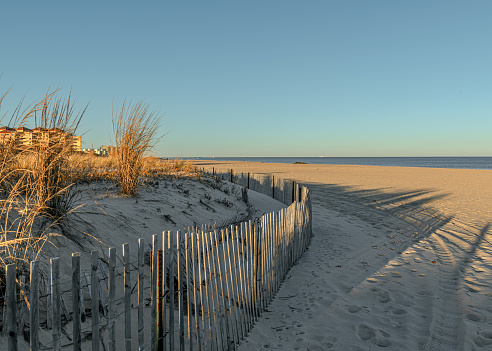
xmin=2 ymin=171 xmax=312 ymax=351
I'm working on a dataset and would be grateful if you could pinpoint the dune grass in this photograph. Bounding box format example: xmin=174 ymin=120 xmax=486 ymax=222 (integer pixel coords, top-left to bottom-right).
xmin=0 ymin=89 xmax=87 ymax=278
xmin=112 ymin=100 xmax=162 ymax=196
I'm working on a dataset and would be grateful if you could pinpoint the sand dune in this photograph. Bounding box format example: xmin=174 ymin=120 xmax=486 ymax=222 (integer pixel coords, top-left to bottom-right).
xmin=196 ymin=161 xmax=492 ymax=351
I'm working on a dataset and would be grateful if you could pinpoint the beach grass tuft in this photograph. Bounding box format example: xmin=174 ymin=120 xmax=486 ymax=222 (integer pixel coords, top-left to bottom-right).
xmin=112 ymin=100 xmax=162 ymax=196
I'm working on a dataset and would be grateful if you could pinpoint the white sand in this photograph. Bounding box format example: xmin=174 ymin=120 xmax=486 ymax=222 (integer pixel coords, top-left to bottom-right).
xmin=195 ymin=161 xmax=492 ymax=351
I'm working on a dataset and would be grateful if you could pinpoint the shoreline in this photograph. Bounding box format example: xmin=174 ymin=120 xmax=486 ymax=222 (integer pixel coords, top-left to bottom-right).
xmin=186 ymin=156 xmax=492 ymax=171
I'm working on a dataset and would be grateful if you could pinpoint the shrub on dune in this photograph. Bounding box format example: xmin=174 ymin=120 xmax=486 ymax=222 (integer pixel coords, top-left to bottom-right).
xmin=112 ymin=100 xmax=162 ymax=196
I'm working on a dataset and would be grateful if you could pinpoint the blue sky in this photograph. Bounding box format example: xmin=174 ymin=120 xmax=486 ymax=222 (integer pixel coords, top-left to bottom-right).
xmin=1 ymin=1 xmax=491 ymax=157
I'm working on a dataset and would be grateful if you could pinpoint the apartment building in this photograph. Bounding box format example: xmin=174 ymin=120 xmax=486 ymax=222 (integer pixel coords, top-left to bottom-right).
xmin=82 ymin=145 xmax=119 ymax=156
xmin=0 ymin=126 xmax=82 ymax=152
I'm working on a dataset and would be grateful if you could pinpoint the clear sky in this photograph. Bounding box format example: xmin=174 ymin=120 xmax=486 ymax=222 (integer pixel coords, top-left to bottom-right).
xmin=1 ymin=1 xmax=491 ymax=157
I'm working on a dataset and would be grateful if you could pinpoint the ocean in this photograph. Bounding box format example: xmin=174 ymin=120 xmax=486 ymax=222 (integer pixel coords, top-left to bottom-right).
xmin=181 ymin=157 xmax=492 ymax=170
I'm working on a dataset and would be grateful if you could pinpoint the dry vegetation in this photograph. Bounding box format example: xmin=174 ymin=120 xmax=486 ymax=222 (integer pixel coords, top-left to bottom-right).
xmin=0 ymin=90 xmax=198 ymax=284
xmin=112 ymin=100 xmax=161 ymax=196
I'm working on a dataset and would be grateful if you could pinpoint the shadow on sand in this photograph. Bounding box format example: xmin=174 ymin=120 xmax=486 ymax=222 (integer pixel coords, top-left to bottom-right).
xmin=302 ymin=182 xmax=491 ymax=294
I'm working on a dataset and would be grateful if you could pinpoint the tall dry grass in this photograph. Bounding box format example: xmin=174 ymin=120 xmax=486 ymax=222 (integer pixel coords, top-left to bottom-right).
xmin=0 ymin=89 xmax=87 ymax=277
xmin=29 ymin=91 xmax=86 ymax=218
xmin=112 ymin=100 xmax=162 ymax=196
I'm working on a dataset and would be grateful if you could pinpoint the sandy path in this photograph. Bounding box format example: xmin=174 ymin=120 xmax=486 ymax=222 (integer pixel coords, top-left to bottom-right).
xmin=196 ymin=161 xmax=492 ymax=350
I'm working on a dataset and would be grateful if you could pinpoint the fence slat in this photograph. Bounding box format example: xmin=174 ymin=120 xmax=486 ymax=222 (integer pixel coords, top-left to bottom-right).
xmin=51 ymin=257 xmax=61 ymax=351
xmin=169 ymin=232 xmax=175 ymax=351
xmin=91 ymin=251 xmax=100 ymax=351
xmin=259 ymin=217 xmax=266 ymax=312
xmin=95 ymin=263 xmax=108 ymax=319
xmin=224 ymin=228 xmax=238 ymax=346
xmin=226 ymin=226 xmax=244 ymax=345
xmin=30 ymin=261 xmax=39 ymax=351
xmin=6 ymin=263 xmax=17 ymax=351
xmin=191 ymin=232 xmax=202 ymax=351
xmin=177 ymin=232 xmax=185 ymax=351
xmin=138 ymin=239 xmax=145 ymax=351
xmin=79 ymin=272 xmax=86 ymax=325
xmin=185 ymin=234 xmax=193 ymax=351
xmin=72 ymin=254 xmax=81 ymax=351
xmin=19 ymin=276 xmax=26 ymax=335
xmin=216 ymin=229 xmax=232 ymax=351
xmin=157 ymin=237 xmax=163 ymax=351
xmin=252 ymin=222 xmax=259 ymax=322
xmin=47 ymin=270 xmax=52 ymax=331
xmin=236 ymin=224 xmax=247 ymax=337
xmin=122 ymin=244 xmax=131 ymax=351
xmin=207 ymin=231 xmax=223 ymax=349
xmin=240 ymin=222 xmax=252 ymax=333
xmin=202 ymin=230 xmax=216 ymax=350
xmin=162 ymin=231 xmax=168 ymax=351
xmin=108 ymin=248 xmax=116 ymax=351
xmin=151 ymin=235 xmax=157 ymax=351
xmin=196 ymin=232 xmax=207 ymax=350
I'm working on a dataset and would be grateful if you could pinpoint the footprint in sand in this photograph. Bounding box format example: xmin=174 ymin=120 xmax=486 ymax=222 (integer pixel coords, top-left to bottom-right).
xmin=392 ymin=308 xmax=406 ymax=315
xmin=391 ymin=271 xmax=402 ymax=278
xmin=347 ymin=305 xmax=363 ymax=313
xmin=357 ymin=324 xmax=392 ymax=347
xmin=466 ymin=312 xmax=483 ymax=322
xmin=474 ymin=331 xmax=492 ymax=346
xmin=357 ymin=324 xmax=375 ymax=340
xmin=377 ymin=290 xmax=392 ymax=303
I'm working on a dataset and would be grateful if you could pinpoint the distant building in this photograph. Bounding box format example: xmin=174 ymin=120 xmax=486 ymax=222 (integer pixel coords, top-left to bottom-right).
xmin=0 ymin=126 xmax=82 ymax=152
xmin=103 ymin=145 xmax=119 ymax=156
xmin=83 ymin=147 xmax=108 ymax=156
xmin=82 ymin=145 xmax=120 ymax=156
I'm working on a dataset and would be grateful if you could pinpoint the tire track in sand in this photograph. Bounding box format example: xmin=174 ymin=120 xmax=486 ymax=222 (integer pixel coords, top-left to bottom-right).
xmin=424 ymin=232 xmax=466 ymax=351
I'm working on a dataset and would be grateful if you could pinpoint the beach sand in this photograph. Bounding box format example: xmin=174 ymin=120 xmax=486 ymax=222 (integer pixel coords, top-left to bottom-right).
xmin=196 ymin=161 xmax=492 ymax=351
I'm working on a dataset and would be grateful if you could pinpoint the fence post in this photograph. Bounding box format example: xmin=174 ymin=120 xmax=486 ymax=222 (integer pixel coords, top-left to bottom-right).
xmin=292 ymin=181 xmax=295 ymax=203
xmin=272 ymin=175 xmax=275 ymax=199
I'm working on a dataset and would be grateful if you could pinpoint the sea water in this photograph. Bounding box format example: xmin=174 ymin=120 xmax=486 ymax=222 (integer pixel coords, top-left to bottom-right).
xmin=182 ymin=157 xmax=492 ymax=170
